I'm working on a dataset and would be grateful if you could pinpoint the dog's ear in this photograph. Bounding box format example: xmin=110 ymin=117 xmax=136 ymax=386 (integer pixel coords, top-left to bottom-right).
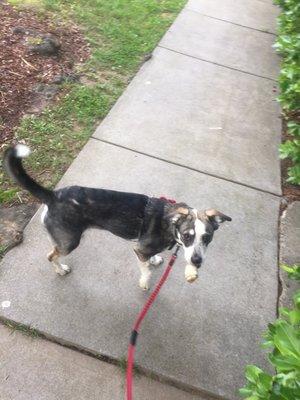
xmin=204 ymin=209 xmax=232 ymax=230
xmin=170 ymin=206 xmax=189 ymax=224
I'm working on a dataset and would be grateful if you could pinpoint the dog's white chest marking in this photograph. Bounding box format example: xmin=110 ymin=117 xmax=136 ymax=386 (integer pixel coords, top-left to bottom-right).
xmin=41 ymin=205 xmax=48 ymax=224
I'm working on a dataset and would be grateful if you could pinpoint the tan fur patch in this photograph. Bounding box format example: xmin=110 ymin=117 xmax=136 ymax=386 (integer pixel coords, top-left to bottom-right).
xmin=47 ymin=247 xmax=59 ymax=261
xmin=205 ymin=209 xmax=231 ymax=222
xmin=197 ymin=210 xmax=207 ymax=221
xmin=205 ymin=209 xmax=220 ymax=217
xmin=176 ymin=207 xmax=189 ymax=215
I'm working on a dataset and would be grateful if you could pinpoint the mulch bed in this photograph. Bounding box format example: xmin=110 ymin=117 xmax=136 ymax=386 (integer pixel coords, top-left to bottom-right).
xmin=0 ymin=1 xmax=90 ymax=144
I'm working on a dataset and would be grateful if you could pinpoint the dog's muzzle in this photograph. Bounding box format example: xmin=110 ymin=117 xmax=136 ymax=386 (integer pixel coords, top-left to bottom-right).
xmin=191 ymin=253 xmax=202 ymax=268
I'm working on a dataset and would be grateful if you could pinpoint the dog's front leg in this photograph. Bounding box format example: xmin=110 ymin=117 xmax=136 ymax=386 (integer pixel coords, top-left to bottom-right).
xmin=149 ymin=254 xmax=164 ymax=267
xmin=138 ymin=259 xmax=152 ymax=291
xmin=133 ymin=246 xmax=153 ymax=290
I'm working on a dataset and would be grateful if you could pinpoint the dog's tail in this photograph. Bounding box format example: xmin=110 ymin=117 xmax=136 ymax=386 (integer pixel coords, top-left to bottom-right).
xmin=4 ymin=144 xmax=55 ymax=204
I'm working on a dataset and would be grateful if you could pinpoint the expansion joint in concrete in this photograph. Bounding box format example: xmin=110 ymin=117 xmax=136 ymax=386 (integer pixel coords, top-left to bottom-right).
xmin=91 ymin=137 xmax=282 ymax=199
xmin=158 ymin=45 xmax=277 ymax=82
xmin=0 ymin=317 xmax=229 ymax=400
xmin=185 ymin=9 xmax=276 ymax=36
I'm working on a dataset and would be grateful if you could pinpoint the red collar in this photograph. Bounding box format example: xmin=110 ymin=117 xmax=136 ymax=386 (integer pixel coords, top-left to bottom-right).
xmin=159 ymin=196 xmax=177 ymax=204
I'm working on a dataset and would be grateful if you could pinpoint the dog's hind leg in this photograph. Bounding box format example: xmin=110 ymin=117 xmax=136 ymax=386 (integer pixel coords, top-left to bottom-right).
xmin=44 ymin=223 xmax=82 ymax=276
xmin=47 ymin=247 xmax=71 ymax=276
xmin=133 ymin=247 xmax=164 ymax=289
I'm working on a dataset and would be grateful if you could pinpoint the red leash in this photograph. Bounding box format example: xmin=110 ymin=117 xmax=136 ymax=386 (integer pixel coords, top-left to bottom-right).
xmin=126 ymin=245 xmax=181 ymax=400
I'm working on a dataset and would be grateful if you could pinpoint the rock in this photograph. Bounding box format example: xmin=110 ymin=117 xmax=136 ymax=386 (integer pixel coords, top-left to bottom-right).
xmin=29 ymin=35 xmax=61 ymax=56
xmin=13 ymin=26 xmax=61 ymax=56
xmin=12 ymin=26 xmax=26 ymax=34
xmin=143 ymin=53 xmax=152 ymax=62
xmin=13 ymin=27 xmax=38 ymax=36
xmin=13 ymin=27 xmax=60 ymax=56
xmin=51 ymin=73 xmax=80 ymax=85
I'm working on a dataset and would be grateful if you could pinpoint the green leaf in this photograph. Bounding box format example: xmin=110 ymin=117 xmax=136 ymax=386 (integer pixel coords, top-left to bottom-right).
xmin=280 ymin=387 xmax=300 ymax=400
xmin=279 ymin=307 xmax=291 ymax=318
xmin=287 ymin=165 xmax=300 ymax=185
xmin=276 ymin=370 xmax=300 ymax=386
xmin=273 ymin=321 xmax=300 ymax=358
xmin=281 ymin=264 xmax=300 ymax=281
xmin=245 ymin=365 xmax=264 ymax=384
xmin=289 ymin=310 xmax=300 ymax=325
xmin=239 ymin=388 xmax=253 ymax=398
xmin=269 ymin=353 xmax=300 ymax=372
xmin=287 ymin=121 xmax=300 ymax=137
xmin=257 ymin=372 xmax=273 ymax=394
xmin=293 ymin=291 xmax=300 ymax=308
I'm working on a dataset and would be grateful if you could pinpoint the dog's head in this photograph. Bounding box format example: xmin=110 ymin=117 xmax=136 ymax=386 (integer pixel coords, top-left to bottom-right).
xmin=169 ymin=205 xmax=231 ymax=268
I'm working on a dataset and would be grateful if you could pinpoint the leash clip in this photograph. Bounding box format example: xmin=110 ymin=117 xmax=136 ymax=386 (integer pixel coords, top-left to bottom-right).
xmin=173 ymin=244 xmax=181 ymax=257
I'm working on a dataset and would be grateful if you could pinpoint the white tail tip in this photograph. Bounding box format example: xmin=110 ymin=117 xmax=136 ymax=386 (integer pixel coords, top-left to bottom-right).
xmin=15 ymin=144 xmax=31 ymax=158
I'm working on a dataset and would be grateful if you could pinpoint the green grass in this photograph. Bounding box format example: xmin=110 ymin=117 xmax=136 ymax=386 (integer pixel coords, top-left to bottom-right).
xmin=0 ymin=244 xmax=9 ymax=260
xmin=1 ymin=0 xmax=186 ymax=204
xmin=3 ymin=320 xmax=40 ymax=338
xmin=118 ymin=356 xmax=139 ymax=376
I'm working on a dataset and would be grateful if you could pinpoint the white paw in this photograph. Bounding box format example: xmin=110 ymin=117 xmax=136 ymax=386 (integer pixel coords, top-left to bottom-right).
xmin=55 ymin=264 xmax=71 ymax=276
xmin=185 ymin=264 xmax=198 ymax=283
xmin=150 ymin=255 xmax=163 ymax=267
xmin=139 ymin=278 xmax=150 ymax=291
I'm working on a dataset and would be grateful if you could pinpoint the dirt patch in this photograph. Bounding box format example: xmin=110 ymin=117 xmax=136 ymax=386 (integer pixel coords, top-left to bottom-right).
xmin=0 ymin=203 xmax=38 ymax=254
xmin=0 ymin=1 xmax=90 ymax=143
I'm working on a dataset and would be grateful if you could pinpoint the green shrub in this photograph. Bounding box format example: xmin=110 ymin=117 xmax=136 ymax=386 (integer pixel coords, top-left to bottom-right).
xmin=239 ymin=264 xmax=300 ymax=400
xmin=281 ymin=263 xmax=300 ymax=281
xmin=274 ymin=0 xmax=300 ymax=185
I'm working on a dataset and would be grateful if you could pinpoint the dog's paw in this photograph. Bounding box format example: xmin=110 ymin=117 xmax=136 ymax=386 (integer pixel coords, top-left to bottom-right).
xmin=139 ymin=278 xmax=150 ymax=291
xmin=55 ymin=264 xmax=72 ymax=276
xmin=150 ymin=255 xmax=163 ymax=267
xmin=185 ymin=264 xmax=198 ymax=283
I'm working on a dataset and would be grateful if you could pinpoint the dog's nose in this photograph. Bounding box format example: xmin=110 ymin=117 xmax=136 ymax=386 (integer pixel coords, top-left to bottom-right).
xmin=191 ymin=253 xmax=202 ymax=267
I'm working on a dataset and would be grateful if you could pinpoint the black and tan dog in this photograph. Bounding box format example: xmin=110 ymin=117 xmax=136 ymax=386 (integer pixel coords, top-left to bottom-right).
xmin=4 ymin=144 xmax=231 ymax=289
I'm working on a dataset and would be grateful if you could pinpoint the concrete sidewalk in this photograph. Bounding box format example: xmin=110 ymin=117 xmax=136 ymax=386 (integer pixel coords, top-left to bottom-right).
xmin=0 ymin=324 xmax=205 ymax=400
xmin=0 ymin=1 xmax=281 ymax=399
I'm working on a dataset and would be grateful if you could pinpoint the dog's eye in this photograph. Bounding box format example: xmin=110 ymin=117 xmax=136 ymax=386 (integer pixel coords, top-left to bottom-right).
xmin=202 ymin=233 xmax=212 ymax=245
xmin=183 ymin=232 xmax=192 ymax=241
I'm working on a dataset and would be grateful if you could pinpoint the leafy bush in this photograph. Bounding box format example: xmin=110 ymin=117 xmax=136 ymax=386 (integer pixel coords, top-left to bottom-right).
xmin=281 ymin=263 xmax=300 ymax=281
xmin=239 ymin=264 xmax=300 ymax=400
xmin=274 ymin=0 xmax=300 ymax=185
